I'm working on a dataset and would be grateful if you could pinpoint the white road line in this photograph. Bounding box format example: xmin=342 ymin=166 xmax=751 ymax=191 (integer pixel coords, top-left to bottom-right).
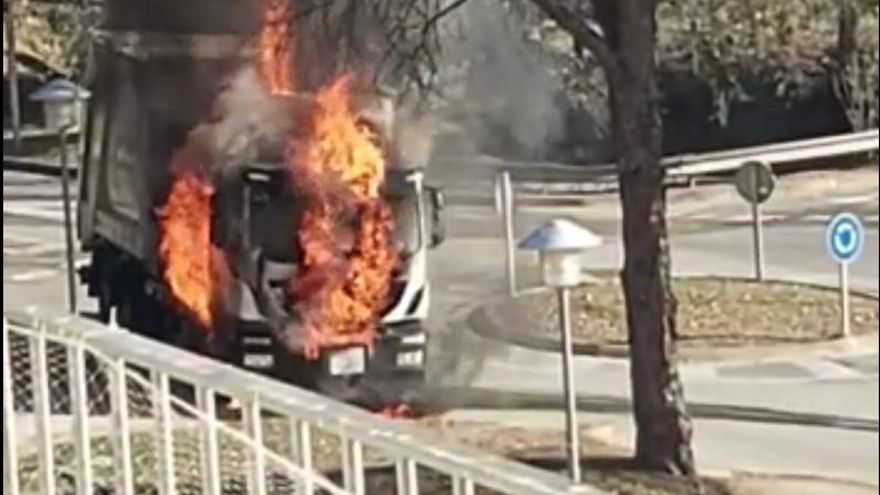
xmin=686 ymin=213 xmax=787 ymax=223
xmin=2 ymin=233 xmax=50 ymax=245
xmin=828 ymin=193 xmax=880 ymax=205
xmin=5 ymin=258 xmax=88 ymax=283
xmin=2 ymin=205 xmax=65 ymax=222
xmin=3 ymin=244 xmax=64 ymax=256
xmin=9 ymin=269 xmax=58 ymax=282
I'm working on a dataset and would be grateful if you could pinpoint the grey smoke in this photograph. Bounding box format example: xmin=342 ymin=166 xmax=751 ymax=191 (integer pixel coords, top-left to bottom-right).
xmin=205 ymin=67 xmax=295 ymax=174
xmin=434 ymin=1 xmax=566 ymax=159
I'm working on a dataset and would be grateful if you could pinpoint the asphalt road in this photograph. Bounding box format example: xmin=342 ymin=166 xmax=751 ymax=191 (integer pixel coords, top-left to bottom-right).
xmin=4 ymin=164 xmax=879 ymax=486
xmin=423 ymin=166 xmax=879 ymax=486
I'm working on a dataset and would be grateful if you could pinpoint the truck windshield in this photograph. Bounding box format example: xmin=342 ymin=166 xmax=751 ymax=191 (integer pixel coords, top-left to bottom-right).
xmin=387 ymin=194 xmax=421 ymax=255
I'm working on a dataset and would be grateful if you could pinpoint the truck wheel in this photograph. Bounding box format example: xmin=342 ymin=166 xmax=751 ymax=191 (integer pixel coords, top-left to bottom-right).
xmin=96 ymin=279 xmax=113 ymax=323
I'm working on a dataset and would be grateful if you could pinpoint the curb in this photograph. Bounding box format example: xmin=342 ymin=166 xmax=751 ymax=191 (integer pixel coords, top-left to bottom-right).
xmin=468 ymin=275 xmax=879 ymax=362
xmin=724 ymin=471 xmax=880 ymax=495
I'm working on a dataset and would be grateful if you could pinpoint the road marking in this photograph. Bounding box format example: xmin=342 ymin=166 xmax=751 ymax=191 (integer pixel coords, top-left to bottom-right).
xmin=686 ymin=213 xmax=786 ymax=224
xmin=3 ymin=205 xmax=66 ymax=223
xmin=798 ymin=358 xmax=868 ymax=380
xmin=3 ymin=244 xmax=64 ymax=256
xmin=5 ymin=258 xmax=88 ymax=283
xmin=829 ymin=193 xmax=880 ymax=205
xmin=9 ymin=269 xmax=58 ymax=282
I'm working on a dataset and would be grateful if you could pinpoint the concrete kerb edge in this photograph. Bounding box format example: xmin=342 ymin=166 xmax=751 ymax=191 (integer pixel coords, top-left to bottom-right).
xmin=467 ymin=275 xmax=879 ymax=362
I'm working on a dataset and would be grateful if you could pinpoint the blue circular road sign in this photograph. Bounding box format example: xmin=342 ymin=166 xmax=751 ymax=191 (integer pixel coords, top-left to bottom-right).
xmin=826 ymin=213 xmax=865 ymax=264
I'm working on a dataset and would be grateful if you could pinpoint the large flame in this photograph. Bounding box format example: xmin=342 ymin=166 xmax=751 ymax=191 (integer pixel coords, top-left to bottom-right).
xmin=157 ymin=2 xmax=399 ymax=355
xmin=258 ymin=0 xmax=294 ymax=95
xmin=157 ymin=151 xmax=218 ymax=328
xmin=288 ymin=75 xmax=399 ymax=357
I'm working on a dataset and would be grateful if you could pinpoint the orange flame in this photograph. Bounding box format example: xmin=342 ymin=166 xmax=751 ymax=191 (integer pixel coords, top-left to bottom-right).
xmin=258 ymin=0 xmax=294 ymax=95
xmin=157 ymin=152 xmax=218 ymax=328
xmin=288 ymin=75 xmax=399 ymax=357
xmin=379 ymin=403 xmax=413 ymax=419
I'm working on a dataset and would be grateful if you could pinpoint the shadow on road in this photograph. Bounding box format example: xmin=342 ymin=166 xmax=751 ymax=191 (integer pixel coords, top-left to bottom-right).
xmin=415 ymin=387 xmax=879 ymax=432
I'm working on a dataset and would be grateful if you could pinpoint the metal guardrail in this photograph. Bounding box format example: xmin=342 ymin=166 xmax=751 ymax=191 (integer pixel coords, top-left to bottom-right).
xmin=505 ymin=128 xmax=880 ymax=186
xmin=2 ymin=309 xmax=601 ymax=495
xmin=494 ymin=128 xmax=879 ymax=294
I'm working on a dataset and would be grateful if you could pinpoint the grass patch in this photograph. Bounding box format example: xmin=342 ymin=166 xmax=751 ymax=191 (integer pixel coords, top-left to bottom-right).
xmin=506 ymin=277 xmax=878 ymax=348
xmin=16 ymin=416 xmax=741 ymax=494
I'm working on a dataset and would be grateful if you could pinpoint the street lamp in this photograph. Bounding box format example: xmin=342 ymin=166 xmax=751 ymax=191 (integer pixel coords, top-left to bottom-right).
xmin=30 ymin=78 xmax=91 ymax=314
xmin=518 ymin=218 xmax=602 ymax=483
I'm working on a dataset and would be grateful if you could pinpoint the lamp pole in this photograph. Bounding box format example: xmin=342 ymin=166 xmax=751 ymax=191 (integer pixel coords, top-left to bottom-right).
xmin=518 ymin=218 xmax=601 ymax=485
xmin=557 ymin=286 xmax=580 ymax=482
xmin=59 ymin=122 xmax=77 ymax=314
xmin=5 ymin=0 xmax=22 ymax=147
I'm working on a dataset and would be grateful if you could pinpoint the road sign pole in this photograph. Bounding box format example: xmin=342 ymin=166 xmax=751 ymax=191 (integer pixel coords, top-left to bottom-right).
xmin=751 ymin=200 xmax=765 ymax=282
xmin=826 ymin=212 xmax=864 ymax=338
xmin=736 ymin=161 xmax=774 ymax=282
xmin=839 ymin=261 xmax=851 ymax=338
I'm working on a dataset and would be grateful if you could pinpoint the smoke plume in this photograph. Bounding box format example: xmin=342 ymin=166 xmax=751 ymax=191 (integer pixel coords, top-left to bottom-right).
xmin=432 ymin=1 xmax=567 ymax=160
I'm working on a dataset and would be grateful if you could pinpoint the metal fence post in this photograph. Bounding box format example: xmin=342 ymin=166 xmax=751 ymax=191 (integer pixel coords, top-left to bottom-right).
xmin=31 ymin=322 xmax=56 ymax=495
xmin=243 ymin=396 xmax=267 ymax=495
xmin=341 ymin=435 xmax=365 ymax=495
xmin=290 ymin=418 xmax=314 ymax=495
xmin=3 ymin=318 xmax=21 ymax=495
xmin=452 ymin=476 xmax=476 ymax=495
xmin=69 ymin=342 xmax=94 ymax=495
xmin=153 ymin=371 xmax=176 ymax=495
xmin=196 ymin=387 xmax=221 ymax=495
xmin=110 ymin=357 xmax=135 ymax=495
xmin=396 ymin=458 xmax=418 ymax=495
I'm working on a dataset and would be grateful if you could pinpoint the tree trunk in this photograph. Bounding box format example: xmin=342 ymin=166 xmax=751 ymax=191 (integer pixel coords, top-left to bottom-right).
xmin=832 ymin=0 xmax=864 ymax=130
xmin=610 ymin=0 xmax=696 ymax=476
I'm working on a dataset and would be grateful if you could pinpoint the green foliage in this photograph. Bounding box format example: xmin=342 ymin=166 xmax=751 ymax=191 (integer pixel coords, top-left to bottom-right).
xmin=11 ymin=1 xmax=101 ymax=79
xmin=657 ymin=0 xmax=880 ymax=127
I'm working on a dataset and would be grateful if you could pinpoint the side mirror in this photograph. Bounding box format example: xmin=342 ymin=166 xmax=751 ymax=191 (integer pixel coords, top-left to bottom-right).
xmin=426 ymin=186 xmax=446 ymax=248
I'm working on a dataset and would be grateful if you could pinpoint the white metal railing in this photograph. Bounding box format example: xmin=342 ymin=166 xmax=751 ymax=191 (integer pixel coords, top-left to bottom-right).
xmin=3 ymin=309 xmax=603 ymax=495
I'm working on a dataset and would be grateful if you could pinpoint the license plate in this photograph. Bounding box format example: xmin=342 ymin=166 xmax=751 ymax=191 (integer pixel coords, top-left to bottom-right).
xmin=396 ymin=350 xmax=424 ymax=368
xmin=243 ymin=353 xmax=274 ymax=369
xmin=328 ymin=347 xmax=366 ymax=376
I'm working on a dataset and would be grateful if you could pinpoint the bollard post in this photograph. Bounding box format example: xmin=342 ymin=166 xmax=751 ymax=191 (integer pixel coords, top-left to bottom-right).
xmin=501 ymin=171 xmax=516 ymax=296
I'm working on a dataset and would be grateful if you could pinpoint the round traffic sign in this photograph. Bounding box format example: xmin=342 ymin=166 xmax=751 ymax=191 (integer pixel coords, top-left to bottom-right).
xmin=735 ymin=161 xmax=775 ymax=204
xmin=826 ymin=212 xmax=865 ymax=264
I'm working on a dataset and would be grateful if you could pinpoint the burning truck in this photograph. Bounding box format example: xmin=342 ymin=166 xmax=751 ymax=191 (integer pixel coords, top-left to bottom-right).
xmin=76 ymin=0 xmax=446 ymax=407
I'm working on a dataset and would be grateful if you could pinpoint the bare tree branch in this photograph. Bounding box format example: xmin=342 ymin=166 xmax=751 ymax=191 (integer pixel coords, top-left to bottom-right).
xmin=530 ymin=0 xmax=616 ymax=78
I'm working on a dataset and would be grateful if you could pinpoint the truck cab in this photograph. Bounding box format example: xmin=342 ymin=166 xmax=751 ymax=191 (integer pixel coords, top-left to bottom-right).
xmin=75 ymin=31 xmax=447 ymax=407
xmin=215 ymin=158 xmax=445 ymax=404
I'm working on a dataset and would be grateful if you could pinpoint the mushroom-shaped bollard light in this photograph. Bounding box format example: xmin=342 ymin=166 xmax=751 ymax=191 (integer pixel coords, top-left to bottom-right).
xmin=30 ymin=78 xmax=91 ymax=314
xmin=518 ymin=218 xmax=602 ymax=484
